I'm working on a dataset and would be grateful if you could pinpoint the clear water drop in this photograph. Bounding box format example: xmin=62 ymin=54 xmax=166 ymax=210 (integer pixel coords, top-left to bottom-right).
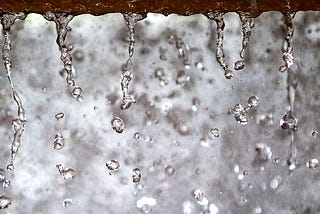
xmin=106 ymin=160 xmax=120 ymax=173
xmin=255 ymin=143 xmax=272 ymax=161
xmin=312 ymin=130 xmax=318 ymax=138
xmin=248 ymin=96 xmax=260 ymax=107
xmin=209 ymin=128 xmax=220 ymax=138
xmin=111 ymin=117 xmax=125 ymax=133
xmin=2 ymin=180 xmax=10 ymax=190
xmin=72 ymin=86 xmax=82 ymax=99
xmin=134 ymin=132 xmax=140 ymax=140
xmin=165 ymin=165 xmax=176 ymax=176
xmin=132 ymin=168 xmax=141 ymax=183
xmin=56 ymin=164 xmax=75 ymax=181
xmin=192 ymin=189 xmax=208 ymax=206
xmin=55 ymin=112 xmax=65 ymax=120
xmin=306 ymin=159 xmax=319 ymax=169
xmin=0 ymin=195 xmax=11 ymax=209
xmin=280 ymin=113 xmax=298 ymax=130
xmin=62 ymin=198 xmax=72 ymax=207
xmin=53 ymin=133 xmax=65 ymax=150
xmin=234 ymin=60 xmax=245 ymax=70
xmin=176 ymin=70 xmax=191 ymax=86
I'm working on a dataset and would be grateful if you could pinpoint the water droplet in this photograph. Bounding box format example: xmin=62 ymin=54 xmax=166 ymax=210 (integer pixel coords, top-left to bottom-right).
xmin=224 ymin=69 xmax=234 ymax=79
xmin=306 ymin=159 xmax=319 ymax=169
xmin=53 ymin=133 xmax=65 ymax=150
xmin=6 ymin=163 xmax=14 ymax=171
xmin=154 ymin=68 xmax=168 ymax=85
xmin=72 ymin=86 xmax=82 ymax=99
xmin=255 ymin=143 xmax=272 ymax=161
xmin=134 ymin=132 xmax=140 ymax=140
xmin=165 ymin=165 xmax=176 ymax=176
xmin=270 ymin=176 xmax=280 ymax=189
xmin=136 ymin=196 xmax=157 ymax=212
xmin=132 ymin=168 xmax=141 ymax=183
xmin=106 ymin=160 xmax=120 ymax=173
xmin=0 ymin=195 xmax=11 ymax=209
xmin=234 ymin=60 xmax=245 ymax=70
xmin=192 ymin=189 xmax=208 ymax=206
xmin=62 ymin=198 xmax=72 ymax=207
xmin=209 ymin=128 xmax=220 ymax=138
xmin=0 ymin=169 xmax=5 ymax=182
xmin=176 ymin=70 xmax=190 ymax=86
xmin=280 ymin=113 xmax=298 ymax=130
xmin=312 ymin=130 xmax=318 ymax=138
xmin=2 ymin=180 xmax=10 ymax=190
xmin=111 ymin=117 xmax=125 ymax=133
xmin=56 ymin=164 xmax=75 ymax=181
xmin=55 ymin=112 xmax=65 ymax=120
xmin=248 ymin=96 xmax=260 ymax=107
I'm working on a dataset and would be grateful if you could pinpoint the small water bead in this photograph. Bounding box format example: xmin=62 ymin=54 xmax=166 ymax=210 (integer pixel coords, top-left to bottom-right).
xmin=306 ymin=159 xmax=319 ymax=169
xmin=234 ymin=60 xmax=245 ymax=70
xmin=0 ymin=169 xmax=5 ymax=182
xmin=192 ymin=189 xmax=209 ymax=206
xmin=248 ymin=96 xmax=260 ymax=107
xmin=287 ymin=158 xmax=298 ymax=171
xmin=55 ymin=112 xmax=64 ymax=120
xmin=132 ymin=168 xmax=141 ymax=183
xmin=62 ymin=199 xmax=72 ymax=207
xmin=209 ymin=128 xmax=220 ymax=138
xmin=2 ymin=180 xmax=10 ymax=190
xmin=111 ymin=117 xmax=125 ymax=133
xmin=6 ymin=163 xmax=14 ymax=171
xmin=154 ymin=68 xmax=168 ymax=85
xmin=224 ymin=69 xmax=234 ymax=79
xmin=280 ymin=114 xmax=298 ymax=130
xmin=106 ymin=160 xmax=120 ymax=173
xmin=255 ymin=143 xmax=272 ymax=161
xmin=72 ymin=86 xmax=82 ymax=100
xmin=134 ymin=132 xmax=140 ymax=140
xmin=53 ymin=133 xmax=65 ymax=150
xmin=312 ymin=130 xmax=318 ymax=138
xmin=0 ymin=195 xmax=11 ymax=209
xmin=176 ymin=70 xmax=191 ymax=86
xmin=61 ymin=168 xmax=75 ymax=181
xmin=165 ymin=165 xmax=176 ymax=176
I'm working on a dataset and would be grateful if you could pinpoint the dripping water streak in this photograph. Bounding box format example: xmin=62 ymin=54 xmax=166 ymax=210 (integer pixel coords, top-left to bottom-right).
xmin=207 ymin=12 xmax=233 ymax=79
xmin=43 ymin=12 xmax=82 ymax=100
xmin=279 ymin=12 xmax=295 ymax=73
xmin=120 ymin=13 xmax=144 ymax=110
xmin=281 ymin=12 xmax=298 ymax=168
xmin=1 ymin=13 xmax=27 ymax=170
xmin=234 ymin=12 xmax=254 ymax=71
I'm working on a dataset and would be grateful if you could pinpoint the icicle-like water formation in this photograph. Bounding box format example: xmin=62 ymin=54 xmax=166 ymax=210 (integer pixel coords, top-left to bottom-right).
xmin=1 ymin=13 xmax=27 ymax=170
xmin=207 ymin=12 xmax=233 ymax=79
xmin=234 ymin=12 xmax=254 ymax=71
xmin=120 ymin=13 xmax=144 ymax=110
xmin=43 ymin=12 xmax=82 ymax=100
xmin=279 ymin=11 xmax=299 ymax=170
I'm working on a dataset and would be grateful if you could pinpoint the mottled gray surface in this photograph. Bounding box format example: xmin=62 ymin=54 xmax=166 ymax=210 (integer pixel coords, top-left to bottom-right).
xmin=0 ymin=12 xmax=320 ymax=214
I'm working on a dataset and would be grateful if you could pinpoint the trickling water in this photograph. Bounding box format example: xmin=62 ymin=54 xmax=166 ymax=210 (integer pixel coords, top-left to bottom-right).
xmin=1 ymin=13 xmax=27 ymax=170
xmin=120 ymin=13 xmax=144 ymax=110
xmin=43 ymin=12 xmax=83 ymax=100
xmin=207 ymin=12 xmax=233 ymax=79
xmin=234 ymin=12 xmax=254 ymax=71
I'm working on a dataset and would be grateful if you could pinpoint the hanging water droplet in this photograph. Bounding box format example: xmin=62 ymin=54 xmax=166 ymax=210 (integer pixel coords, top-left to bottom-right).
xmin=238 ymin=12 xmax=254 ymax=60
xmin=312 ymin=130 xmax=318 ymax=138
xmin=55 ymin=112 xmax=65 ymax=120
xmin=132 ymin=168 xmax=141 ymax=183
xmin=248 ymin=96 xmax=260 ymax=107
xmin=6 ymin=163 xmax=14 ymax=171
xmin=0 ymin=195 xmax=11 ymax=209
xmin=255 ymin=143 xmax=272 ymax=161
xmin=53 ymin=133 xmax=65 ymax=150
xmin=306 ymin=159 xmax=319 ymax=169
xmin=280 ymin=113 xmax=298 ymax=130
xmin=106 ymin=160 xmax=120 ymax=173
xmin=2 ymin=180 xmax=10 ymax=190
xmin=111 ymin=117 xmax=125 ymax=133
xmin=62 ymin=198 xmax=72 ymax=207
xmin=234 ymin=60 xmax=245 ymax=70
xmin=192 ymin=189 xmax=208 ymax=206
xmin=209 ymin=128 xmax=220 ymax=138
xmin=232 ymin=104 xmax=248 ymax=125
xmin=224 ymin=69 xmax=234 ymax=79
